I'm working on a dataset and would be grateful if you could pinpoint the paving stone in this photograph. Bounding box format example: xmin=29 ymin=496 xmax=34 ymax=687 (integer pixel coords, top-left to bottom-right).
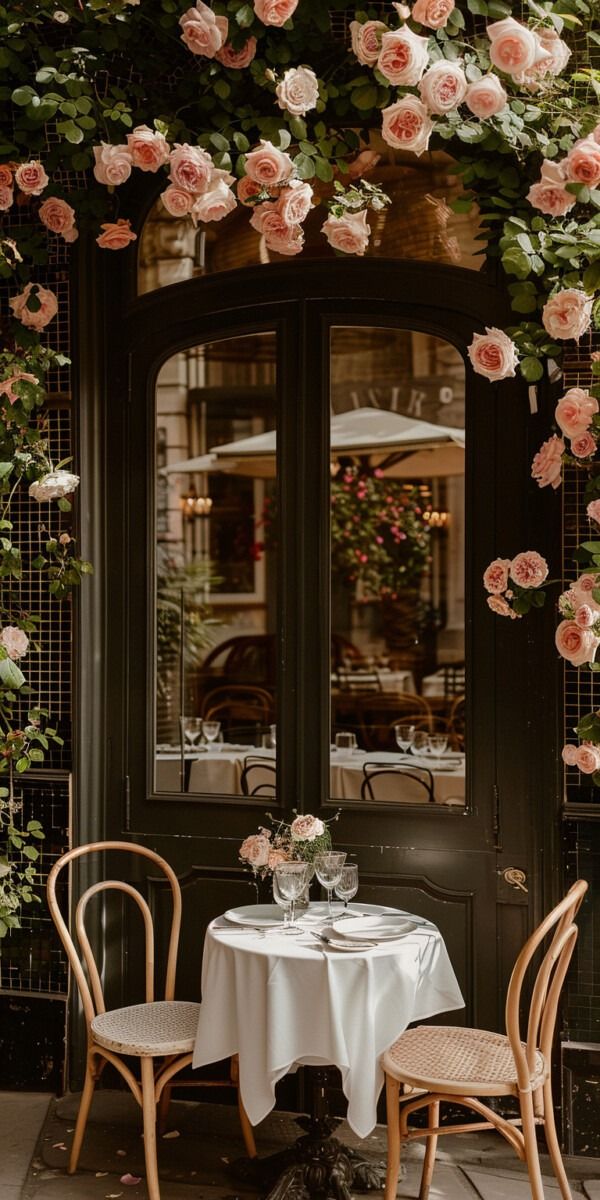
xmin=0 ymin=1092 xmax=51 ymax=1187
xmin=464 ymin=1167 xmax=565 ymax=1200
xmin=397 ymin=1163 xmax=479 ymax=1199
xmin=583 ymin=1182 xmax=600 ymax=1199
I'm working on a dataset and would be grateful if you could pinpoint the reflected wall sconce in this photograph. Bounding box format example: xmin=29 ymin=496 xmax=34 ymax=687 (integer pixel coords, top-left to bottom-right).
xmin=423 ymin=510 xmax=449 ymax=529
xmin=180 ymin=489 xmax=213 ymax=519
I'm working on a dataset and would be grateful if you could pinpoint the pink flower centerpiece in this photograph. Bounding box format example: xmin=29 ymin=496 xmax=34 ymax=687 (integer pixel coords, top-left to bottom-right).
xmin=239 ymin=811 xmax=338 ymax=886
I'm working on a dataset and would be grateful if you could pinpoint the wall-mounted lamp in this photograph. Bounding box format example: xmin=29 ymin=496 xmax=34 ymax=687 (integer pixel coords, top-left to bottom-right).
xmin=423 ymin=510 xmax=450 ymax=529
xmin=180 ymin=488 xmax=213 ymax=519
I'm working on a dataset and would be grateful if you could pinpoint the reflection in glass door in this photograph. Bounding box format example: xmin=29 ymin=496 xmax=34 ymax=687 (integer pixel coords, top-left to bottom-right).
xmin=154 ymin=332 xmax=277 ymax=796
xmin=329 ymin=327 xmax=466 ymax=808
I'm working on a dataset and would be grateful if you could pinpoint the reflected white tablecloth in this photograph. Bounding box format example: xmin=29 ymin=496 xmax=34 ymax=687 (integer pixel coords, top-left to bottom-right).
xmin=192 ymin=908 xmax=463 ymax=1138
xmin=331 ymin=751 xmax=465 ymax=806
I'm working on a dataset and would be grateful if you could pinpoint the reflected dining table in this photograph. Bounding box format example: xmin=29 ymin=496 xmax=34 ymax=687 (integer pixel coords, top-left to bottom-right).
xmin=192 ymin=902 xmax=464 ymax=1200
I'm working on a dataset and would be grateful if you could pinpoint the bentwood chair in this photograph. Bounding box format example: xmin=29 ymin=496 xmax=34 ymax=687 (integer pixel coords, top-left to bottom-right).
xmin=47 ymin=841 xmax=256 ymax=1200
xmin=361 ymin=763 xmax=434 ymax=804
xmin=382 ymin=880 xmax=588 ymax=1200
xmin=241 ymin=756 xmax=277 ymax=796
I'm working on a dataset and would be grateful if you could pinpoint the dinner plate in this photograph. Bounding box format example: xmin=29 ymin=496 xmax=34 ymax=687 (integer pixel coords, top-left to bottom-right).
xmin=224 ymin=904 xmax=284 ymax=928
xmin=332 ymin=914 xmax=418 ymax=940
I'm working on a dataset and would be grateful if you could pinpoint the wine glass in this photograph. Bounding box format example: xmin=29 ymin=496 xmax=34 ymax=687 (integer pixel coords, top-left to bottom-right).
xmin=314 ymin=851 xmax=347 ymax=918
xmin=335 ymin=731 xmax=357 ymax=752
xmin=335 ymin=864 xmax=358 ymax=911
xmin=269 ymin=724 xmax=277 ymax=749
xmin=272 ymin=871 xmax=291 ymax=929
xmin=428 ymin=733 xmax=448 ymax=759
xmin=181 ymin=717 xmax=203 ymax=750
xmin=273 ymin=862 xmax=309 ymax=932
xmin=410 ymin=731 xmax=429 ymax=758
xmin=394 ymin=723 xmax=415 ymax=754
xmin=203 ymin=721 xmax=221 ymax=749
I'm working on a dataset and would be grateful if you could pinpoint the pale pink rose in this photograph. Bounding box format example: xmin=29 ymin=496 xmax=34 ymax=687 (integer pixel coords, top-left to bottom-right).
xmin=575 ymin=605 xmax=595 ymax=629
xmin=277 ymin=180 xmax=313 ymax=225
xmin=9 ymin=282 xmax=58 ymax=331
xmin=179 ymin=3 xmax=227 ymax=57
xmin=377 ymin=28 xmax=429 ymax=87
xmin=290 ymin=814 xmax=325 ymax=841
xmin=239 ymin=832 xmax=271 ymax=868
xmin=253 ymin=0 xmax=298 ymax=25
xmin=38 ymin=197 xmax=76 ymax=238
xmin=571 ymin=432 xmax=597 ymax=459
xmin=483 ymin=558 xmax=511 ymax=594
xmin=419 ymin=60 xmax=468 ymax=115
xmin=575 ymin=574 xmax=599 ymax=596
xmin=558 ymin=588 xmax=578 ymax=615
xmin=126 ymin=125 xmax=170 ymax=172
xmin=555 ymin=388 xmax=598 ymax=438
xmin=575 ymin=742 xmax=600 ymax=774
xmin=264 ymin=224 xmax=304 ymax=256
xmin=487 ymin=595 xmax=519 ymax=618
xmin=268 ymin=848 xmax=289 ymax=869
xmin=347 ymin=149 xmax=381 ymax=181
xmin=542 ymin=290 xmax=593 ymax=342
xmin=555 ymin=620 xmax=599 ymax=666
xmin=215 ymin=37 xmax=257 ymax=68
xmin=96 ymin=219 xmax=137 ymax=250
xmin=0 ymin=185 xmax=14 ymax=211
xmin=531 ymin=435 xmax=564 ymax=490
xmin=0 ymin=371 xmax=38 ymax=405
xmin=537 ymin=28 xmax=571 ymax=76
xmin=412 ymin=0 xmax=455 ymax=29
xmin=14 ymin=160 xmax=49 ymax=196
xmin=63 ymin=227 xmax=79 ymax=244
xmin=349 ymin=19 xmax=387 ymax=65
xmin=0 ymin=625 xmax=29 ymax=660
xmin=0 ymin=165 xmax=13 ymax=188
xmin=527 ymin=160 xmax=576 ymax=217
xmin=191 ymin=180 xmax=237 ymax=223
xmin=93 ymin=143 xmax=132 ymax=186
xmin=510 ymin=551 xmax=548 ymax=589
xmin=381 ymin=97 xmax=432 ymax=156
xmin=169 ymin=143 xmax=214 ymax=194
xmin=464 ymin=74 xmax=508 ymax=119
xmin=561 ymin=744 xmax=579 ymax=766
xmin=587 ymin=500 xmax=600 ymax=524
xmin=275 ymin=66 xmax=319 ymax=117
xmin=237 ymin=175 xmax=266 ymax=206
xmin=244 ymin=140 xmax=294 ymax=185
xmin=486 ymin=18 xmax=539 ymax=77
xmin=321 ymin=210 xmax=370 ymax=257
xmin=467 ymin=326 xmax=518 ymax=382
xmin=160 ymin=185 xmax=194 ymax=217
xmin=564 ymin=138 xmax=600 ymax=188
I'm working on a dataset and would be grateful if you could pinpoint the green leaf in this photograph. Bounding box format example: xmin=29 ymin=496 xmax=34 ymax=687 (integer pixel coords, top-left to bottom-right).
xmin=315 ymin=157 xmax=334 ymax=182
xmin=0 ymin=659 xmax=25 ymax=690
xmin=520 ymin=356 xmax=544 ymax=382
xmin=235 ymin=3 xmax=254 ymax=26
xmin=209 ymin=132 xmax=229 ymax=152
xmin=12 ymin=86 xmax=35 ymax=107
xmin=22 ymin=845 xmax=39 ymax=861
xmin=0 ymin=463 xmax=13 ymax=481
xmin=294 ymin=153 xmax=315 ymax=180
xmin=350 ymin=85 xmax=378 ymax=111
xmin=214 ymin=79 xmax=231 ymax=101
xmin=15 ymin=756 xmax=30 ymax=773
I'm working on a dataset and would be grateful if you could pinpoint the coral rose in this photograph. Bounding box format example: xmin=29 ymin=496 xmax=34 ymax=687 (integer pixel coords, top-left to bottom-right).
xmin=191 ymin=180 xmax=237 ymax=224
xmin=169 ymin=144 xmax=214 ymax=193
xmin=9 ymin=283 xmax=57 ymax=331
xmin=377 ymin=28 xmax=429 ymax=87
xmin=96 ymin=219 xmax=137 ymax=250
xmin=575 ymin=743 xmax=600 ymax=774
xmin=527 ymin=160 xmax=576 ymax=217
xmin=0 ymin=371 xmax=38 ymax=405
xmin=564 ymin=138 xmax=600 ymax=188
xmin=239 ymin=833 xmax=271 ymax=868
xmin=290 ymin=814 xmax=325 ymax=841
xmin=0 ymin=165 xmax=13 ymax=188
xmin=216 ymin=37 xmax=257 ymax=68
xmin=555 ymin=620 xmax=599 ymax=666
xmin=419 ymin=60 xmax=468 ymax=114
xmin=412 ymin=0 xmax=455 ymax=29
xmin=321 ymin=210 xmax=370 ymax=256
xmin=587 ymin=500 xmax=600 ymax=524
xmin=254 ymin=0 xmax=299 ymax=25
xmin=542 ymin=289 xmax=593 ymax=342
xmin=561 ymin=744 xmax=578 ymax=766
xmin=179 ymin=3 xmax=227 ymax=57
xmin=483 ymin=558 xmax=511 ymax=594
xmin=575 ymin=605 xmax=595 ymax=630
xmin=349 ymin=20 xmax=387 ymax=66
xmin=275 ymin=66 xmax=319 ymax=117
xmin=126 ymin=125 xmax=170 ymax=172
xmin=14 ymin=160 xmax=49 ymax=196
xmin=244 ymin=141 xmax=294 ymax=185
xmin=487 ymin=595 xmax=519 ymax=618
xmin=0 ymin=626 xmax=29 ymax=660
xmin=464 ymin=74 xmax=508 ymax=119
xmin=555 ymin=388 xmax=598 ymax=439
xmin=38 ymin=197 xmax=77 ymax=239
xmin=467 ymin=327 xmax=518 ymax=382
xmin=510 ymin=551 xmax=548 ymax=589
xmin=264 ymin=224 xmax=304 ymax=256
xmin=277 ymin=180 xmax=313 ymax=225
xmin=0 ymin=185 xmax=14 ymax=211
xmin=93 ymin=143 xmax=132 ymax=187
xmin=531 ymin=435 xmax=564 ymax=490
xmin=486 ymin=18 xmax=540 ymax=77
xmin=237 ymin=175 xmax=265 ymax=206
xmin=571 ymin=432 xmax=597 ymax=459
xmin=161 ymin=186 xmax=194 ymax=217
xmin=381 ymin=97 xmax=432 ymax=156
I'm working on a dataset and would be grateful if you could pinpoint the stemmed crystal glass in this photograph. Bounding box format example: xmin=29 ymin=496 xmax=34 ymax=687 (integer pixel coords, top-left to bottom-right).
xmin=272 ymin=871 xmax=291 ymax=929
xmin=314 ymin=851 xmax=347 ymax=918
xmin=410 ymin=731 xmax=429 ymax=758
xmin=334 ymin=864 xmax=358 ymax=911
xmin=394 ymin=723 xmax=415 ymax=754
xmin=181 ymin=717 xmax=203 ymax=750
xmin=203 ymin=720 xmax=221 ymax=748
xmin=273 ymin=862 xmax=309 ymax=932
xmin=427 ymin=733 xmax=448 ymax=758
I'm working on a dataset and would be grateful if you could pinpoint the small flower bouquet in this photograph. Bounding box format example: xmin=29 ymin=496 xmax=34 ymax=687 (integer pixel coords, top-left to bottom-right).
xmin=239 ymin=811 xmax=337 ymax=879
xmin=483 ymin=551 xmax=549 ymax=618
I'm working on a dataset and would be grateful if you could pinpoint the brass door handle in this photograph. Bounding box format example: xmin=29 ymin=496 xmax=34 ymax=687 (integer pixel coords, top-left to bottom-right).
xmin=499 ymin=867 xmax=528 ymax=893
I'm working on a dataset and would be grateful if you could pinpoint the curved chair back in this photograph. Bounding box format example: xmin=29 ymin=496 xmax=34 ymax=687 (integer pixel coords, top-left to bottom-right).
xmin=361 ymin=763 xmax=434 ymax=804
xmin=241 ymin=757 xmax=277 ymax=796
xmin=47 ymin=841 xmax=183 ymax=1029
xmin=505 ymin=879 xmax=588 ymax=1092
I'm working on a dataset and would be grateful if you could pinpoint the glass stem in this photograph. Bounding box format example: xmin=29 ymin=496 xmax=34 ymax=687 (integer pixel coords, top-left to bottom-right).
xmin=327 ymin=887 xmax=332 ymax=918
xmin=290 ymin=898 xmax=296 ymax=927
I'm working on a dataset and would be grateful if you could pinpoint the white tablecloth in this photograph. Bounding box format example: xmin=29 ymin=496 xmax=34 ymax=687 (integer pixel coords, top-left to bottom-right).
xmin=331 ymin=751 xmax=465 ymax=806
xmin=192 ymin=906 xmax=463 ymax=1138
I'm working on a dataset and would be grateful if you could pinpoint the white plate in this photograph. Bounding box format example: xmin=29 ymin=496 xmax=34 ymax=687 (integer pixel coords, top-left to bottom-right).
xmin=332 ymin=914 xmax=418 ymax=941
xmin=224 ymin=904 xmax=284 ymax=928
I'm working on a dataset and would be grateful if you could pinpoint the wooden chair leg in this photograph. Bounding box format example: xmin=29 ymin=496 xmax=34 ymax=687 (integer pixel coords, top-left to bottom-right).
xmin=542 ymin=1081 xmax=573 ymax=1200
xmin=419 ymin=1100 xmax=440 ymax=1200
xmin=520 ymin=1089 xmax=545 ymax=1200
xmin=384 ymin=1074 xmax=401 ymax=1200
xmin=68 ymin=1059 xmax=97 ymax=1174
xmin=157 ymin=1081 xmax=172 ymax=1137
xmin=141 ymin=1056 xmax=161 ymax=1200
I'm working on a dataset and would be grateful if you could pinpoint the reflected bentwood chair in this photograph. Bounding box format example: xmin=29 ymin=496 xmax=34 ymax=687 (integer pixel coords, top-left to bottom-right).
xmin=382 ymin=880 xmax=588 ymax=1200
xmin=241 ymin=756 xmax=277 ymax=796
xmin=361 ymin=763 xmax=434 ymax=804
xmin=47 ymin=841 xmax=256 ymax=1200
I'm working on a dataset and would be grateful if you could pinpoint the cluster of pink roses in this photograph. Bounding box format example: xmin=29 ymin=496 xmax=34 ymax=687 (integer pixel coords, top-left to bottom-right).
xmin=562 ymin=741 xmax=600 ymax=776
xmin=483 ymin=551 xmax=549 ymax=619
xmin=180 ymin=0 xmax=298 ymax=58
xmin=531 ymin=386 xmax=599 ymax=490
xmin=467 ymin=287 xmax=594 ymax=384
xmin=239 ymin=812 xmax=327 ymax=876
xmin=556 ymin=574 xmax=600 ymax=666
xmin=0 ymin=161 xmax=78 ymax=243
xmin=527 ymin=125 xmax=600 ymax=217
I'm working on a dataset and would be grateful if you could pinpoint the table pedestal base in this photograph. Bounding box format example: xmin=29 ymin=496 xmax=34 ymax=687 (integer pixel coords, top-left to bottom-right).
xmin=233 ymin=1115 xmax=386 ymax=1200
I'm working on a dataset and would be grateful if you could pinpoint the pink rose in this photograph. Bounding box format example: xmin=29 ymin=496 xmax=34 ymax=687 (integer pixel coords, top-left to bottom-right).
xmin=169 ymin=143 xmax=214 ymax=194
xmin=277 ymin=180 xmax=313 ymax=225
xmin=483 ymin=558 xmax=511 ymax=594
xmin=575 ymin=574 xmax=599 ymax=598
xmin=14 ymin=160 xmax=49 ymax=196
xmin=268 ymin=848 xmax=289 ymax=870
xmin=575 ymin=742 xmax=600 ymax=774
xmin=510 ymin=551 xmax=548 ymax=589
xmin=191 ymin=180 xmax=237 ymax=224
xmin=179 ymin=3 xmax=227 ymax=57
xmin=555 ymin=620 xmax=599 ymax=666
xmin=561 ymin=744 xmax=579 ymax=766
xmin=0 ymin=165 xmax=13 ymax=188
xmin=467 ymin=326 xmax=518 ymax=382
xmin=93 ymin=143 xmax=132 ymax=186
xmin=38 ymin=196 xmax=76 ymax=239
xmin=96 ymin=219 xmax=137 ymax=250
xmin=419 ymin=60 xmax=468 ymax=115
xmin=537 ymin=28 xmax=571 ymax=77
xmin=253 ymin=0 xmax=299 ymax=25
xmin=486 ymin=18 xmax=540 ymax=77
xmin=571 ymin=432 xmax=597 ymax=459
xmin=349 ymin=20 xmax=387 ymax=66
xmin=558 ymin=588 xmax=578 ymax=615
xmin=237 ymin=175 xmax=266 ymax=206
xmin=377 ymin=28 xmax=429 ymax=87
xmin=542 ymin=289 xmax=593 ymax=342
xmin=9 ymin=282 xmax=58 ymax=331
xmin=555 ymin=388 xmax=598 ymax=438
xmin=244 ymin=140 xmax=294 ymax=185
xmin=381 ymin=97 xmax=432 ymax=156
xmin=575 ymin=605 xmax=595 ymax=629
xmin=215 ymin=37 xmax=257 ymax=68
xmin=464 ymin=74 xmax=508 ymax=119
xmin=564 ymin=138 xmax=600 ymax=188
xmin=412 ymin=0 xmax=455 ymax=28
xmin=0 ymin=185 xmax=14 ymax=211
xmin=126 ymin=125 xmax=170 ymax=172
xmin=275 ymin=66 xmax=319 ymax=117
xmin=487 ymin=595 xmax=519 ymax=619
xmin=0 ymin=371 xmax=38 ymax=405
xmin=239 ymin=832 xmax=271 ymax=868
xmin=531 ymin=434 xmax=564 ymax=490
xmin=527 ymin=160 xmax=576 ymax=217
xmin=160 ymin=185 xmax=194 ymax=217
xmin=264 ymin=224 xmax=304 ymax=256
xmin=290 ymin=814 xmax=325 ymax=841
xmin=0 ymin=625 xmax=29 ymax=660
xmin=587 ymin=500 xmax=600 ymax=524
xmin=321 ymin=210 xmax=370 ymax=256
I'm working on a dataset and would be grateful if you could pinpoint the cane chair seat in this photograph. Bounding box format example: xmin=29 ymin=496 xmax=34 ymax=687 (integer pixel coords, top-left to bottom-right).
xmin=91 ymin=1000 xmax=201 ymax=1057
xmin=383 ymin=1026 xmax=547 ymax=1097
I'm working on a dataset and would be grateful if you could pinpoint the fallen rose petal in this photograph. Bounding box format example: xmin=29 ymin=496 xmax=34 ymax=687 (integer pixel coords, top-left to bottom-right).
xmin=120 ymin=1173 xmax=143 ymax=1185
xmin=52 ymin=1142 xmax=67 ymax=1150
xmin=162 ymin=1129 xmax=180 ymax=1139
xmin=96 ymin=1172 xmax=109 ymax=1177
xmin=106 ymin=1194 xmax=123 ymax=1199
xmin=116 ymin=1149 xmax=127 ymax=1156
